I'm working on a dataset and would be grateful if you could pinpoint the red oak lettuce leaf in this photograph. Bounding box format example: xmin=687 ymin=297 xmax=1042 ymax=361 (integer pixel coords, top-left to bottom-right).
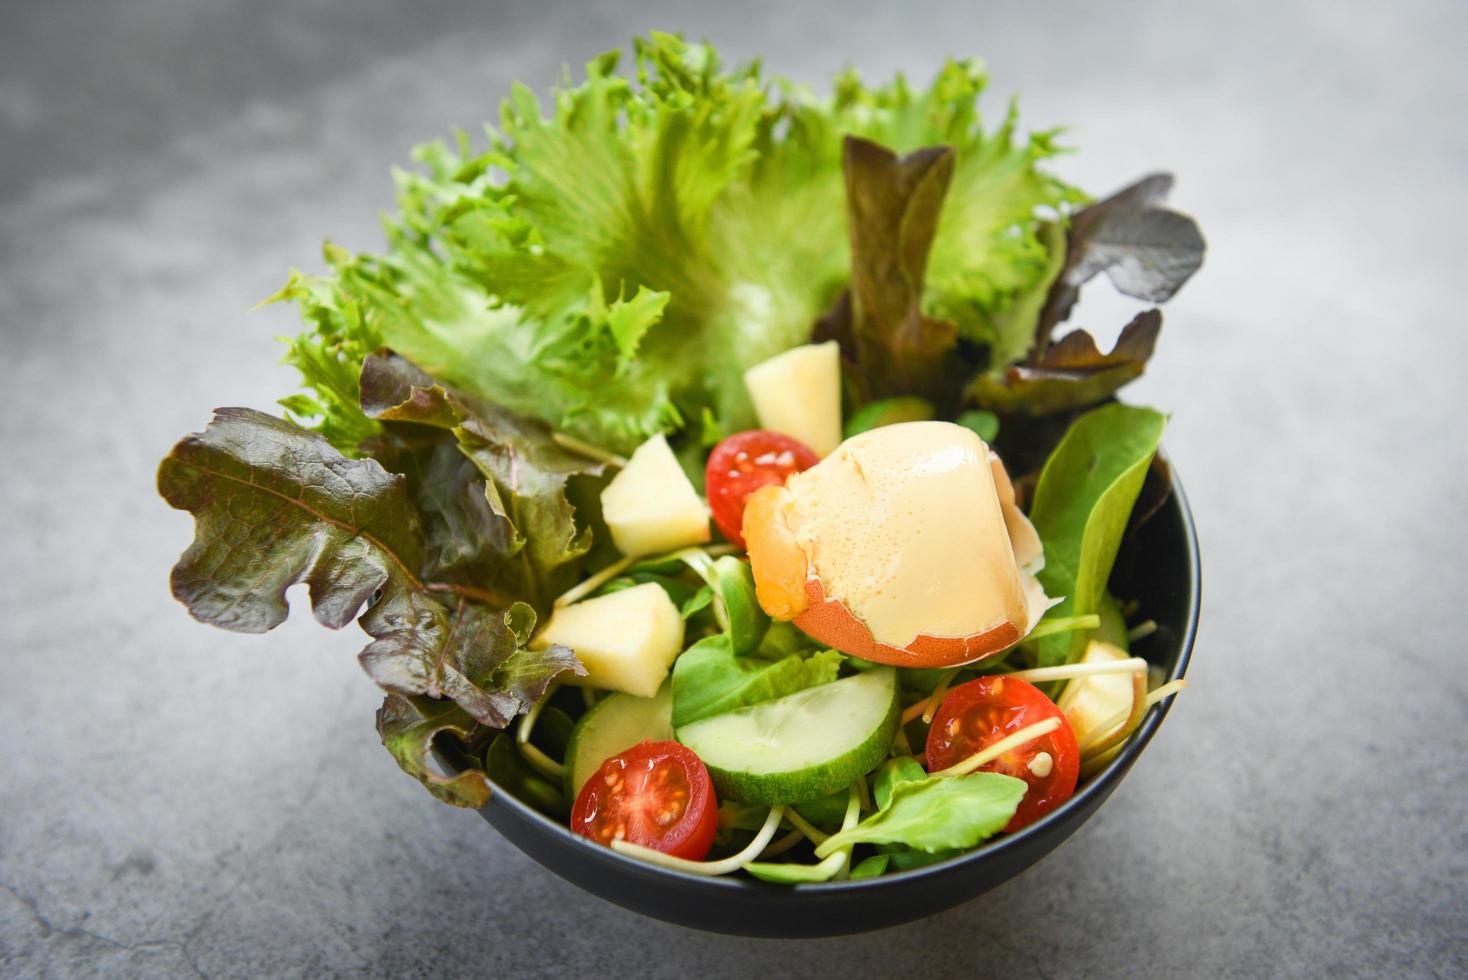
xmin=159 ymin=407 xmax=584 ymax=805
xmin=814 ymin=136 xmax=968 ymax=410
xmin=376 ymin=694 xmax=495 ymax=808
xmin=359 ymin=350 xmax=608 ymax=618
xmin=969 ymin=309 xmax=1162 ymax=415
xmin=969 ymin=174 xmax=1203 ymax=418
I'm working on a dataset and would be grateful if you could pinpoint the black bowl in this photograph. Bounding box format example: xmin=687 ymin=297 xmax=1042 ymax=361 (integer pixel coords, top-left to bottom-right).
xmin=447 ymin=460 xmax=1199 ymax=937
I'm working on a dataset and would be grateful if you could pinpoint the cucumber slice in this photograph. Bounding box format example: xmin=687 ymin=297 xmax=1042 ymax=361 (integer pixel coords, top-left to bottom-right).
xmin=564 ymin=684 xmax=673 ymax=799
xmin=675 ymin=668 xmax=899 ymax=805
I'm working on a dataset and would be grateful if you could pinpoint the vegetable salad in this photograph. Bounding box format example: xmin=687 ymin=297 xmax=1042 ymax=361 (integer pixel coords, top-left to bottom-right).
xmin=159 ymin=33 xmax=1203 ymax=882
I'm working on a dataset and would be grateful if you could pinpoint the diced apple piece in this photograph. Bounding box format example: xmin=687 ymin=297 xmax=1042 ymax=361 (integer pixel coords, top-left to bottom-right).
xmin=600 ymin=434 xmax=710 ymax=556
xmin=1056 ymin=640 xmax=1135 ymax=746
xmin=743 ymin=341 xmax=842 ymax=457
xmin=532 ymin=583 xmax=684 ymax=697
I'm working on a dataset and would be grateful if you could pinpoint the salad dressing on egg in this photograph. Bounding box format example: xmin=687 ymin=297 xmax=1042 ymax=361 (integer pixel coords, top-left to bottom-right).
xmin=786 ymin=422 xmax=1029 ymax=649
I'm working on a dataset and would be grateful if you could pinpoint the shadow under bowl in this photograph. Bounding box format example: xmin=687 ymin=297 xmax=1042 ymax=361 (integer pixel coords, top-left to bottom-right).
xmin=445 ymin=457 xmax=1200 ymax=937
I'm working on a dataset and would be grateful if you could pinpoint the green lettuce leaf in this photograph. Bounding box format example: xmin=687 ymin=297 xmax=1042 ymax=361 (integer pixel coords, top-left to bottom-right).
xmin=816 ymin=772 xmax=1026 ymax=855
xmin=1029 ymin=403 xmax=1167 ymax=666
xmin=670 ymin=634 xmax=843 ymax=728
xmin=273 ymin=35 xmax=1079 ymax=456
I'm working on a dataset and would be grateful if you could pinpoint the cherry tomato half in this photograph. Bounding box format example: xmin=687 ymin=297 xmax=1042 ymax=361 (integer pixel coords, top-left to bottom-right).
xmin=924 ymin=675 xmax=1080 ymax=832
xmin=570 ymin=740 xmax=719 ymax=860
xmin=706 ymin=430 xmax=819 ymax=548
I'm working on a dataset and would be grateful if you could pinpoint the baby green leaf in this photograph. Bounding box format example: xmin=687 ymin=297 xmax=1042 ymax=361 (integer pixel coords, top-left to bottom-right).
xmin=670 ymin=635 xmax=843 ymax=728
xmin=849 ymin=854 xmax=891 ymax=880
xmin=873 ymin=756 xmax=928 ymax=811
xmin=815 ymin=773 xmax=1025 ymax=856
xmin=955 ymin=409 xmax=1000 ymax=443
xmin=1029 ymin=403 xmax=1167 ymax=666
xmin=710 ymin=555 xmax=770 ymax=655
xmin=844 ymin=397 xmax=935 ymax=438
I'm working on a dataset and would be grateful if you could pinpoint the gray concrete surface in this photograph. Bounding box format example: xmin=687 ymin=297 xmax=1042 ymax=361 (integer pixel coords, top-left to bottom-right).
xmin=2 ymin=1 xmax=1464 ymax=976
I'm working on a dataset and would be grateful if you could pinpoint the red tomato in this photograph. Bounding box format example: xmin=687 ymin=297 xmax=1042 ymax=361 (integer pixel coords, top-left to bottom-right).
xmin=706 ymin=430 xmax=819 ymax=548
xmin=570 ymin=740 xmax=719 ymax=860
xmin=924 ymin=676 xmax=1080 ymax=832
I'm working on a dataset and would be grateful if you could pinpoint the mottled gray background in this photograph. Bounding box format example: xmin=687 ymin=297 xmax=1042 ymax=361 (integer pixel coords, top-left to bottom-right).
xmin=2 ymin=0 xmax=1464 ymax=977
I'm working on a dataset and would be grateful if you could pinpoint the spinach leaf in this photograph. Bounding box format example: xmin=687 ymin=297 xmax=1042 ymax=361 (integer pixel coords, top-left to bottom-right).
xmin=680 ymin=585 xmax=715 ymax=619
xmin=484 ymin=733 xmax=566 ymax=817
xmin=955 ymin=409 xmax=1000 ymax=443
xmin=793 ymin=790 xmax=850 ymax=830
xmin=816 ymin=773 xmax=1025 ymax=855
xmin=849 ymin=854 xmax=891 ymax=879
xmin=1029 ymin=403 xmax=1166 ymax=666
xmin=873 ymin=756 xmax=928 ymax=811
xmin=880 ymin=845 xmax=965 ymax=870
xmin=600 ymin=572 xmax=707 ymax=612
xmin=670 ymin=635 xmax=843 ymax=728
xmin=755 ymin=621 xmax=813 ymax=658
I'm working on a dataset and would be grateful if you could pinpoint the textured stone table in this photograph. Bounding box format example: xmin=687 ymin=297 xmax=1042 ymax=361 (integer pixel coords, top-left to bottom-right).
xmin=3 ymin=1 xmax=1464 ymax=976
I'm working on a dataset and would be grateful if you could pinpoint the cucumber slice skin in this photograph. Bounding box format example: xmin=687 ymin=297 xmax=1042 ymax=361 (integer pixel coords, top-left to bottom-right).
xmin=564 ymin=684 xmax=673 ymax=799
xmin=676 ymin=669 xmax=900 ymax=806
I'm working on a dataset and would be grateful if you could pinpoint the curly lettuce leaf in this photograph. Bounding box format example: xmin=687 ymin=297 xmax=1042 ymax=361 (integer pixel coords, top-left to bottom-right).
xmin=274 ymin=35 xmax=1080 ymax=455
xmin=159 ymin=407 xmax=422 ymax=633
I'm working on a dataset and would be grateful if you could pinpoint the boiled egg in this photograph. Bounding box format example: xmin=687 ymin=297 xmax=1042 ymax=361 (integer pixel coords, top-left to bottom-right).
xmin=742 ymin=421 xmax=1054 ymax=668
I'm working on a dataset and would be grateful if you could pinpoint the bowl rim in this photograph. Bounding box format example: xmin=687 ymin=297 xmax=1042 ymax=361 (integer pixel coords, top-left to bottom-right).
xmin=462 ymin=454 xmax=1200 ymax=893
